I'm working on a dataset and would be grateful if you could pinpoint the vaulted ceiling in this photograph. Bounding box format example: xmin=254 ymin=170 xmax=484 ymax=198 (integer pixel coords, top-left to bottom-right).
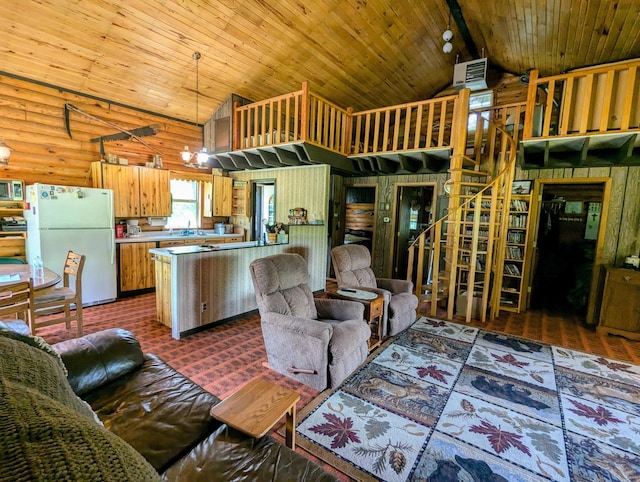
xmin=1 ymin=1 xmax=639 ymax=124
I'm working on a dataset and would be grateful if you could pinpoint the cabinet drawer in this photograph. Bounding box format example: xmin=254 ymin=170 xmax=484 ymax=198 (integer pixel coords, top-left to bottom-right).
xmin=370 ymin=300 xmax=383 ymax=317
xmin=606 ymin=269 xmax=640 ymax=287
xmin=204 ymin=238 xmax=226 ymax=244
xmin=159 ymin=240 xmax=185 ymax=247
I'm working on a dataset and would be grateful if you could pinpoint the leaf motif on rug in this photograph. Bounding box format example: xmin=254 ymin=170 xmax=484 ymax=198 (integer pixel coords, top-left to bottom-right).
xmin=295 ymin=318 xmax=640 ymax=481
xmin=469 ymin=420 xmax=531 ymax=455
xmin=566 ymin=398 xmax=624 ymax=426
xmin=308 ymin=412 xmax=360 ymax=449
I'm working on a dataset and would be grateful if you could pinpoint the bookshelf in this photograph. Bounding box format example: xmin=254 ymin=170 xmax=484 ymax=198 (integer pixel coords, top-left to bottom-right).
xmin=499 ymin=193 xmax=533 ymax=312
xmin=232 ymin=181 xmax=250 ymax=217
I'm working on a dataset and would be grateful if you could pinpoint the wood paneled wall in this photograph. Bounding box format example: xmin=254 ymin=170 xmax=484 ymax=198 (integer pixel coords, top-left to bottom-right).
xmin=517 ymin=166 xmax=640 ymax=266
xmin=0 ymin=75 xmax=202 ymax=187
xmin=231 ymin=164 xmax=330 ymax=228
xmin=231 ymin=164 xmax=330 ymax=285
xmin=344 ymin=172 xmax=450 ymax=277
xmin=343 ymin=165 xmax=640 ymax=283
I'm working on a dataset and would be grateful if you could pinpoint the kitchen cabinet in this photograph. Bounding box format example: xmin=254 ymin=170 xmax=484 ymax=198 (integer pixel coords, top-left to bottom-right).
xmin=91 ymin=162 xmax=171 ymax=218
xmin=139 ymin=167 xmax=171 ymax=217
xmin=118 ymin=242 xmax=156 ymax=292
xmin=0 ymin=201 xmax=27 ymax=261
xmin=201 ymin=180 xmax=213 ymax=218
xmin=212 ymin=175 xmax=232 ymax=216
xmin=153 ymin=252 xmax=172 ymax=327
xmin=597 ymin=266 xmax=640 ymax=340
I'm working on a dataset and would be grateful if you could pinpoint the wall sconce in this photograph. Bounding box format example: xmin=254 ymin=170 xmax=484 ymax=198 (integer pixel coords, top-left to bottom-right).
xmin=0 ymin=139 xmax=13 ymax=165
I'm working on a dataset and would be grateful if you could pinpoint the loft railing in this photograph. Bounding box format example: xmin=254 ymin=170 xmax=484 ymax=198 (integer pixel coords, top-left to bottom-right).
xmin=233 ymin=82 xmax=461 ymax=157
xmin=523 ymin=59 xmax=640 ymax=140
xmin=233 ymin=81 xmax=351 ymax=154
xmin=306 ymin=90 xmax=352 ymax=154
xmin=349 ymin=95 xmax=458 ymax=155
xmin=234 ymin=88 xmax=304 ymax=150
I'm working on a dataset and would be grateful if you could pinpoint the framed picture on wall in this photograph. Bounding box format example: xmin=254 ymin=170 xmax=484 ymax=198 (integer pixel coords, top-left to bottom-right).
xmin=565 ymin=201 xmax=583 ymax=214
xmin=512 ymin=180 xmax=532 ymax=195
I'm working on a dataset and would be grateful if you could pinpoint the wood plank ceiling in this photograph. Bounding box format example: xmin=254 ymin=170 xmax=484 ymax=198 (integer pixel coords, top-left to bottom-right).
xmin=0 ymin=0 xmax=639 ymax=124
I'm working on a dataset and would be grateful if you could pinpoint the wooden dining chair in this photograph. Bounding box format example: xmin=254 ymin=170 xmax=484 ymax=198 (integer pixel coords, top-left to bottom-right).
xmin=32 ymin=251 xmax=85 ymax=337
xmin=0 ymin=279 xmax=34 ymax=335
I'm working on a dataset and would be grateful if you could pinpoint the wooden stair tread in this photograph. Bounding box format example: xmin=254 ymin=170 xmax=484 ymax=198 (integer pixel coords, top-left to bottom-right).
xmin=449 ymin=168 xmax=492 ymax=177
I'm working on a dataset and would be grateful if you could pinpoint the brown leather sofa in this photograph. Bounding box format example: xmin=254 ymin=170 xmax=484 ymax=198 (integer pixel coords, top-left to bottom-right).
xmin=52 ymin=328 xmax=337 ymax=481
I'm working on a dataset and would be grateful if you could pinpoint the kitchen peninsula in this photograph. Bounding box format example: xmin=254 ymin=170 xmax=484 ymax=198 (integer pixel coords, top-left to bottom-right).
xmin=149 ymin=224 xmax=326 ymax=339
xmin=116 ymin=231 xmax=244 ymax=295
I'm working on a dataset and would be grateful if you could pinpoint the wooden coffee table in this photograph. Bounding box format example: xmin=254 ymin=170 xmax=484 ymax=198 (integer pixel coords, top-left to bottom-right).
xmin=210 ymin=378 xmax=300 ymax=449
xmin=327 ymin=289 xmax=384 ymax=351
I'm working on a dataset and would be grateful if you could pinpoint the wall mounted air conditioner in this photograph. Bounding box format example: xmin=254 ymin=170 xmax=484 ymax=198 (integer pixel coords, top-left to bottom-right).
xmin=453 ymin=58 xmax=488 ymax=91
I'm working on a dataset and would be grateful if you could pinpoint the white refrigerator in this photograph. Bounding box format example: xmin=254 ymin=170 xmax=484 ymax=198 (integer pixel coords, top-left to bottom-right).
xmin=24 ymin=184 xmax=117 ymax=306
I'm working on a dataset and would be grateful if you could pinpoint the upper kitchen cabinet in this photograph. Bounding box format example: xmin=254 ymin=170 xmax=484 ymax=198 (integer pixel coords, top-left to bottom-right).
xmin=138 ymin=167 xmax=171 ymax=217
xmin=212 ymin=175 xmax=232 ymax=217
xmin=91 ymin=162 xmax=171 ymax=218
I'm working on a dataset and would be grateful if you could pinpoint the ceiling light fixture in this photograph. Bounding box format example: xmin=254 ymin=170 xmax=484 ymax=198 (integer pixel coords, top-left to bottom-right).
xmin=442 ymin=14 xmax=453 ymax=54
xmin=181 ymin=52 xmax=209 ymax=169
xmin=0 ymin=139 xmax=13 ymax=165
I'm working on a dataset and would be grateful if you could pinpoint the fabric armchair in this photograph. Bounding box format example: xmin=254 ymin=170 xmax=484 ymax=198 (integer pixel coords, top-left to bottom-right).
xmin=331 ymin=244 xmax=418 ymax=336
xmin=250 ymin=253 xmax=370 ymax=391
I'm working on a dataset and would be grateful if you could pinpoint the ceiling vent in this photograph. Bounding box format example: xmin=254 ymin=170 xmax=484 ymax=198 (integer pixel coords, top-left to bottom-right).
xmin=453 ymin=58 xmax=488 ymax=91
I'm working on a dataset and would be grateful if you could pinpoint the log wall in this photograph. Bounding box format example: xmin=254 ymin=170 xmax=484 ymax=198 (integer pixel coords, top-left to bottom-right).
xmin=0 ymin=75 xmax=202 ymax=187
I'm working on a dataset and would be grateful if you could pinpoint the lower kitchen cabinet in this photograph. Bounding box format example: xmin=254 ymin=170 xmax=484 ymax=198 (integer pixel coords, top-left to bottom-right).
xmin=118 ymin=242 xmax=156 ymax=293
xmin=153 ymin=252 xmax=172 ymax=327
xmin=597 ymin=266 xmax=640 ymax=340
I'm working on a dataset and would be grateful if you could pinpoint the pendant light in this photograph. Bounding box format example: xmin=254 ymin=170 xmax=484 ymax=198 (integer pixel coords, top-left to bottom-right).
xmin=442 ymin=13 xmax=453 ymax=54
xmin=181 ymin=52 xmax=209 ymax=168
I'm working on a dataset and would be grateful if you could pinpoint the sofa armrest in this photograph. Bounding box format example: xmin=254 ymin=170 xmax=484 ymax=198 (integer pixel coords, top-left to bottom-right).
xmin=315 ymin=298 xmax=364 ymax=321
xmin=52 ymin=328 xmax=145 ymax=396
xmin=377 ymin=277 xmax=414 ymax=294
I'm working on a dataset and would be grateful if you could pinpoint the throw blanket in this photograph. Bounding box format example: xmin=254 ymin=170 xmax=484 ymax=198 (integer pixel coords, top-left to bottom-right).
xmin=0 ymin=329 xmax=161 ymax=481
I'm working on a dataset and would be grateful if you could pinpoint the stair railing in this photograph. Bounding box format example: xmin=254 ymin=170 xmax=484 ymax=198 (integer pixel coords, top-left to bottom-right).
xmin=406 ymin=120 xmax=518 ymax=322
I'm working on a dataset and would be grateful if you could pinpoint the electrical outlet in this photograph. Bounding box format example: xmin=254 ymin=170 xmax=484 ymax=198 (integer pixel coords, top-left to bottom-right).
xmin=201 ymin=302 xmax=207 ymax=312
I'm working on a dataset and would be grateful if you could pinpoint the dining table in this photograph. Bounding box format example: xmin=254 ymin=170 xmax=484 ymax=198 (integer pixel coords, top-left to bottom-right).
xmin=0 ymin=265 xmax=61 ymax=291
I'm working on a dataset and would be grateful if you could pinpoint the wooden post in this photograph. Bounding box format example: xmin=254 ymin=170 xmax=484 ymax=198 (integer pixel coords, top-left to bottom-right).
xmin=300 ymin=81 xmax=309 ymax=142
xmin=344 ymin=107 xmax=353 ymax=155
xmin=233 ymin=101 xmax=240 ymax=150
xmin=446 ymin=88 xmax=470 ymax=320
xmin=523 ymin=70 xmax=539 ymax=139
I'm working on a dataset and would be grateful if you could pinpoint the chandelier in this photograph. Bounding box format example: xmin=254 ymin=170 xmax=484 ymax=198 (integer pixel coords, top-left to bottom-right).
xmin=181 ymin=52 xmax=209 ymax=169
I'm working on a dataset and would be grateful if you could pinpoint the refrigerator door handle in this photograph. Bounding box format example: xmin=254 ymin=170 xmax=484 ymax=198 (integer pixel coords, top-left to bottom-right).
xmin=110 ymin=228 xmax=115 ymax=264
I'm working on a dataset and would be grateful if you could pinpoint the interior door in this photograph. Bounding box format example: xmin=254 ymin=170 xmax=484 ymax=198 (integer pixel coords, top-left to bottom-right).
xmin=391 ymin=184 xmax=435 ymax=280
xmin=528 ymin=179 xmax=609 ymax=322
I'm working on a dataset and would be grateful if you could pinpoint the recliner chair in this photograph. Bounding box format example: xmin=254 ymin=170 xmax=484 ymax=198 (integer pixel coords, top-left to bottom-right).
xmin=331 ymin=244 xmax=418 ymax=337
xmin=250 ymin=253 xmax=370 ymax=391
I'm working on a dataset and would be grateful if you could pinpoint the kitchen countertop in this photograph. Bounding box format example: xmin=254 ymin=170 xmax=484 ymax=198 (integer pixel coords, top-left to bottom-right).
xmin=115 ymin=231 xmax=241 ymax=244
xmin=150 ymin=241 xmax=262 ymax=255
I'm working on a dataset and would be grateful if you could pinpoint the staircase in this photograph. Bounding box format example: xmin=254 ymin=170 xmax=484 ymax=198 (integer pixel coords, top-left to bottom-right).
xmin=407 ymin=94 xmax=522 ymax=323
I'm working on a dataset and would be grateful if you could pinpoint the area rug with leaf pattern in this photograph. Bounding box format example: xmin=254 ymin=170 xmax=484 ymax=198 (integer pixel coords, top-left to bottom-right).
xmin=293 ymin=317 xmax=640 ymax=481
